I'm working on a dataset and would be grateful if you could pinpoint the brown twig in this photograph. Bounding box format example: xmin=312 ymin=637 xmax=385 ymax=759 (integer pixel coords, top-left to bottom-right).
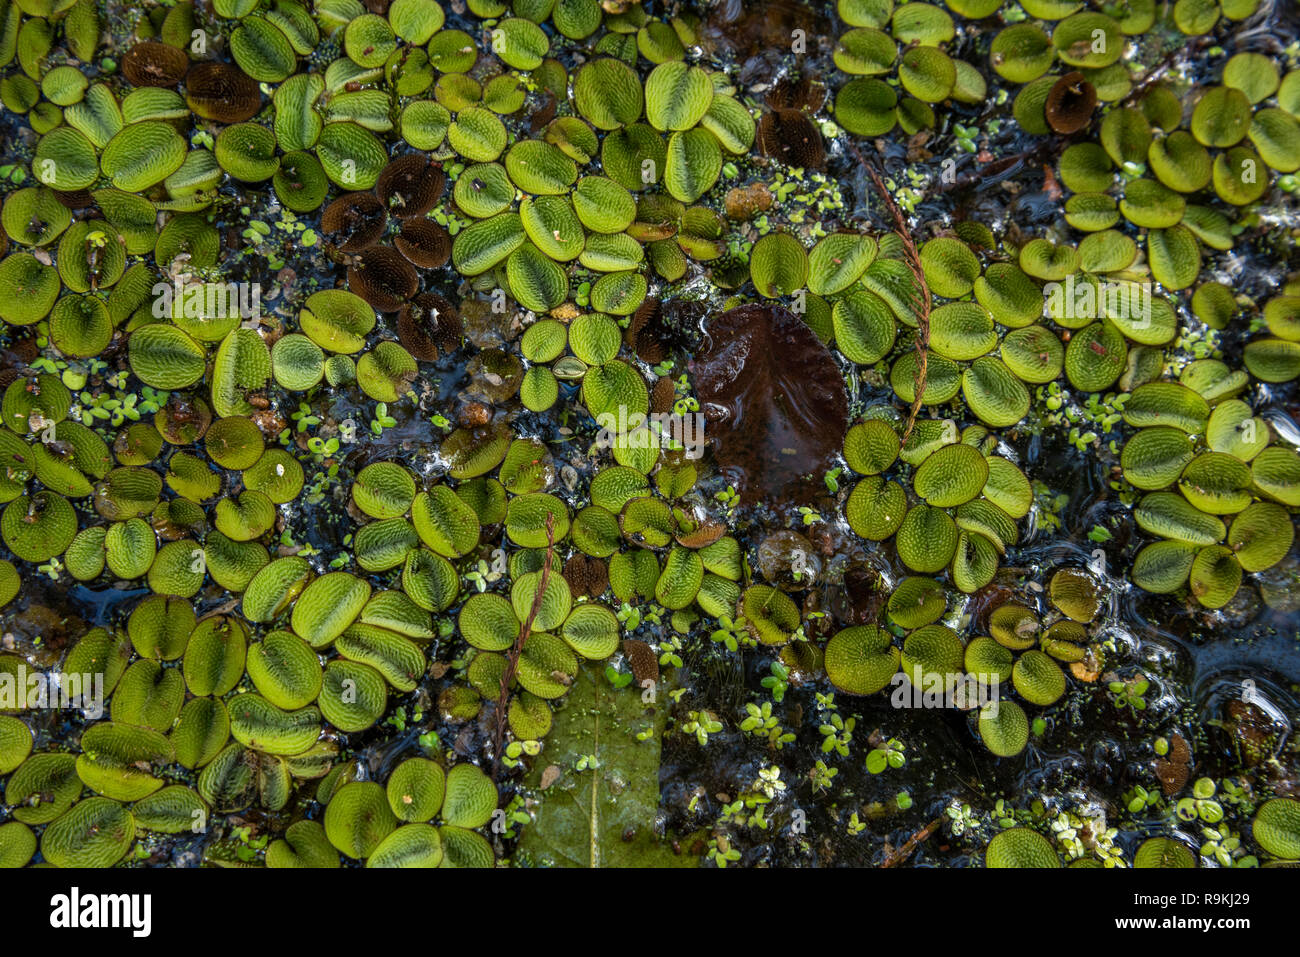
xmin=491 ymin=512 xmax=556 ymax=781
xmin=847 ymin=141 xmax=932 ymax=445
xmin=880 ymin=815 xmax=943 ymax=868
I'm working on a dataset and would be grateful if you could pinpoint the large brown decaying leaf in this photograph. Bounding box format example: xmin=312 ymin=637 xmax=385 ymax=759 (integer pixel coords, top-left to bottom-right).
xmin=690 ymin=303 xmax=848 ymax=504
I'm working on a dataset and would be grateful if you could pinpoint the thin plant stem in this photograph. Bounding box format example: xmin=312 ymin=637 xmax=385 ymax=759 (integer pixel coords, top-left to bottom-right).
xmin=847 ymin=141 xmax=933 ymax=446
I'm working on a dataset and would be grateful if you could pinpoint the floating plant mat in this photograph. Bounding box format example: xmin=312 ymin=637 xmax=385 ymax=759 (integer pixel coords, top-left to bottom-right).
xmin=0 ymin=0 xmax=1298 ymax=875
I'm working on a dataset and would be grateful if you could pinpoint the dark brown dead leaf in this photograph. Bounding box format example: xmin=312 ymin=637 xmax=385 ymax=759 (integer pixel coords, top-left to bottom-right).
xmin=690 ymin=303 xmax=848 ymax=504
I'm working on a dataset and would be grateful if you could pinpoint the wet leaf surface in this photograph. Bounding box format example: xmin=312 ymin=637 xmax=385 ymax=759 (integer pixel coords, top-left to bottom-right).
xmin=518 ymin=663 xmax=690 ymax=868
xmin=691 ymin=303 xmax=848 ymax=504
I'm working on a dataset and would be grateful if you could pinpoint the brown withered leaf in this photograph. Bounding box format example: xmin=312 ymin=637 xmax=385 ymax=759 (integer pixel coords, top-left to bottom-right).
xmin=905 ymin=131 xmax=933 ymax=164
xmin=1168 ymin=733 xmax=1191 ymax=766
xmin=1155 ymin=759 xmax=1189 ymax=796
xmin=1155 ymin=733 xmax=1191 ymax=795
xmin=621 ymin=639 xmax=659 ymax=686
xmin=1069 ymin=647 xmax=1103 ymax=683
xmin=320 ymin=192 xmax=387 ymax=252
xmin=765 ymin=74 xmax=827 ymax=113
xmin=1224 ymin=699 xmax=1279 ymax=767
xmin=526 ymin=94 xmax=559 ymax=133
xmin=626 ymin=298 xmax=668 ymax=364
xmin=724 ymin=182 xmax=773 ymax=221
xmin=702 ymin=0 xmax=831 ymax=61
xmin=563 ymin=554 xmax=608 ymax=598
xmin=347 ymin=246 xmax=418 ymax=312
xmin=124 ymin=41 xmax=189 ymax=88
xmin=690 ymin=303 xmax=848 ymax=503
xmin=830 ymin=564 xmax=885 ymax=626
xmin=53 ymin=189 xmax=95 ymax=211
xmin=395 ymin=219 xmax=451 ymax=269
xmin=376 ymin=154 xmax=446 ymax=219
xmin=757 ymin=109 xmax=825 ymax=169
xmin=1045 ymin=72 xmax=1097 ymax=135
xmin=650 ymin=376 xmax=676 ymax=415
xmin=675 ymin=520 xmax=726 ymax=549
xmin=398 ymin=292 xmax=462 ymax=359
xmin=185 ymin=62 xmax=261 ymax=124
